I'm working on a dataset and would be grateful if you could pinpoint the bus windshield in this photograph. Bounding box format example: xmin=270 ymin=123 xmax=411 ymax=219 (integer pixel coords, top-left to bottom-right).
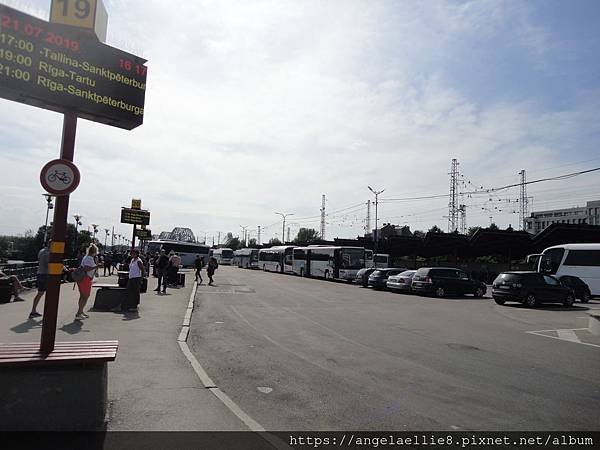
xmin=221 ymin=249 xmax=234 ymax=258
xmin=340 ymin=248 xmax=364 ymax=269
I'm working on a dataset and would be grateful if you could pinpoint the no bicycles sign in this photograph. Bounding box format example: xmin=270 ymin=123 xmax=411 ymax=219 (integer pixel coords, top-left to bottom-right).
xmin=40 ymin=158 xmax=80 ymax=195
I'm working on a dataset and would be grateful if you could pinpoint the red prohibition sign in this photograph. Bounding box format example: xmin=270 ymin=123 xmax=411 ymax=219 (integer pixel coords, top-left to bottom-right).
xmin=40 ymin=159 xmax=81 ymax=196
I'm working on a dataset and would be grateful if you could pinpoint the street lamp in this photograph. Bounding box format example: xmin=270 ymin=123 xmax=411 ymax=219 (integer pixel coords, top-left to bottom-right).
xmin=368 ymin=186 xmax=385 ymax=254
xmin=91 ymin=224 xmax=98 ymax=243
xmin=275 ymin=212 xmax=293 ymax=244
xmin=104 ymin=229 xmax=110 ymax=250
xmin=240 ymin=225 xmax=248 ymax=247
xmin=73 ymin=214 xmax=82 ymax=256
xmin=42 ymin=194 xmax=54 ymax=244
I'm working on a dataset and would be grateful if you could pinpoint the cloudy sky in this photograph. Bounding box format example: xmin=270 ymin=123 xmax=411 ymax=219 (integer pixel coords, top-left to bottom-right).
xmin=1 ymin=0 xmax=599 ymax=244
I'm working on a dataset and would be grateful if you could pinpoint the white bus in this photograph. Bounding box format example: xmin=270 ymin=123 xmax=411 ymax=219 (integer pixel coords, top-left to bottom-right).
xmin=234 ymin=248 xmax=259 ymax=269
xmin=529 ymin=243 xmax=600 ymax=296
xmin=213 ymin=248 xmax=234 ymax=265
xmin=292 ymin=246 xmax=367 ymax=281
xmin=258 ymin=246 xmax=295 ymax=273
xmin=146 ymin=240 xmax=210 ymax=267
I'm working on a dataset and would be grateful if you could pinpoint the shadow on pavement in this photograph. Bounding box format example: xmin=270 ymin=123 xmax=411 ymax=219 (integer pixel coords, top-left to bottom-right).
xmin=59 ymin=320 xmax=89 ymax=334
xmin=10 ymin=318 xmax=43 ymax=334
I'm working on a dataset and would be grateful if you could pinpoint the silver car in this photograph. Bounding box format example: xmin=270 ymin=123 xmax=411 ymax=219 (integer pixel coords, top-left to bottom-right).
xmin=386 ymin=270 xmax=417 ymax=293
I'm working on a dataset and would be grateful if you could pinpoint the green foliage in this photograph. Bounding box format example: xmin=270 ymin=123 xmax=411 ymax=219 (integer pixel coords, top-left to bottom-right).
xmin=467 ymin=226 xmax=482 ymax=236
xmin=248 ymin=238 xmax=257 ymax=247
xmin=269 ymin=238 xmax=282 ymax=246
xmin=224 ymin=232 xmax=241 ymax=251
xmin=294 ymin=228 xmax=320 ymax=245
xmin=428 ymin=225 xmax=443 ymax=234
xmin=487 ymin=223 xmax=500 ymax=231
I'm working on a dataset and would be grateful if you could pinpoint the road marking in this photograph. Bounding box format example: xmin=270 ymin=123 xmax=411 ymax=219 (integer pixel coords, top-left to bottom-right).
xmin=257 ymin=387 xmax=273 ymax=394
xmin=526 ymin=329 xmax=600 ymax=348
xmin=556 ymin=329 xmax=581 ymax=343
xmin=177 ymin=281 xmax=267 ymax=432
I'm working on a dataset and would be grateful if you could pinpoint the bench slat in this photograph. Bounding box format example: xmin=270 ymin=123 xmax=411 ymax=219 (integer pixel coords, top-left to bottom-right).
xmin=0 ymin=340 xmax=118 ymax=367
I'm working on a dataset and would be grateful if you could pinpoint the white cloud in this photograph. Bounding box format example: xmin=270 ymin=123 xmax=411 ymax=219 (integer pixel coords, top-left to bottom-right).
xmin=1 ymin=0 xmax=599 ymax=242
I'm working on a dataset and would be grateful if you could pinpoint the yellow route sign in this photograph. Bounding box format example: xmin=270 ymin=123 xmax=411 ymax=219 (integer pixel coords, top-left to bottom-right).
xmin=50 ymin=0 xmax=97 ymax=30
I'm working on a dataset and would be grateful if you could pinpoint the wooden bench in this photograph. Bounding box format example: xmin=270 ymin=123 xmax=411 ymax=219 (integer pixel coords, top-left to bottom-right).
xmin=0 ymin=340 xmax=118 ymax=430
xmin=0 ymin=340 xmax=118 ymax=367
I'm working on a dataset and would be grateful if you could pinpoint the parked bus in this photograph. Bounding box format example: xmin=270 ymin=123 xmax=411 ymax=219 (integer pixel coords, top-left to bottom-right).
xmin=292 ymin=246 xmax=367 ymax=281
xmin=258 ymin=246 xmax=294 ymax=273
xmin=234 ymin=248 xmax=259 ymax=269
xmin=373 ymin=254 xmax=389 ymax=268
xmin=213 ymin=248 xmax=234 ymax=265
xmin=146 ymin=240 xmax=210 ymax=267
xmin=528 ymin=243 xmax=600 ymax=296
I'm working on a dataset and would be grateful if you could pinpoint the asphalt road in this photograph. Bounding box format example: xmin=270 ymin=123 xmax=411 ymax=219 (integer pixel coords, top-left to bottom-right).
xmin=189 ymin=266 xmax=600 ymax=431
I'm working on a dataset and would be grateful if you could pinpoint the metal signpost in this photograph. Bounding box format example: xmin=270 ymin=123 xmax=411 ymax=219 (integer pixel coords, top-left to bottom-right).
xmin=120 ymin=199 xmax=151 ymax=251
xmin=0 ymin=2 xmax=147 ymax=354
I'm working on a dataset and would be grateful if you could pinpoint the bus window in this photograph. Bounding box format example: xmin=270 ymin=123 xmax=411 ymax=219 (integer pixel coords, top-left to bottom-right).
xmin=541 ymin=248 xmax=565 ymax=274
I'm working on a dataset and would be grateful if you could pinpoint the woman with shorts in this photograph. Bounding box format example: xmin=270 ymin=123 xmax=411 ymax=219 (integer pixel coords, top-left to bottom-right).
xmin=75 ymin=244 xmax=101 ymax=320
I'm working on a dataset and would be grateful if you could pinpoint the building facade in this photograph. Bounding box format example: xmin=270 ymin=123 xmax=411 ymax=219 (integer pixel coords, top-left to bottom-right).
xmin=525 ymin=200 xmax=600 ymax=234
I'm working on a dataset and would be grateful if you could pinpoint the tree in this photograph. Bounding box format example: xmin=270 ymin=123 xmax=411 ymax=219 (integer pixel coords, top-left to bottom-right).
xmin=224 ymin=232 xmax=241 ymax=251
xmin=248 ymin=238 xmax=257 ymax=247
xmin=294 ymin=228 xmax=319 ymax=245
xmin=413 ymin=230 xmax=425 ymax=239
xmin=268 ymin=238 xmax=282 ymax=246
xmin=428 ymin=225 xmax=443 ymax=234
xmin=488 ymin=223 xmax=499 ymax=231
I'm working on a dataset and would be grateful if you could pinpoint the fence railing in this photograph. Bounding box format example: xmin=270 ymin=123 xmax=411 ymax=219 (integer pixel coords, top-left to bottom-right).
xmin=0 ymin=259 xmax=79 ymax=287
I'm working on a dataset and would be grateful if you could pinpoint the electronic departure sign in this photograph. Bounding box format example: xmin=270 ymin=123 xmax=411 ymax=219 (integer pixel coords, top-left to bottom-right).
xmin=120 ymin=207 xmax=150 ymax=226
xmin=134 ymin=228 xmax=151 ymax=240
xmin=0 ymin=4 xmax=147 ymax=129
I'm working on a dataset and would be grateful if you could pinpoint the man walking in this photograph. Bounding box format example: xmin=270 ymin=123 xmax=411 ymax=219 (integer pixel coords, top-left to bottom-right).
xmin=29 ymin=242 xmax=49 ymax=318
xmin=207 ymin=256 xmax=218 ymax=286
xmin=194 ymin=254 xmax=204 ymax=285
xmin=154 ymin=249 xmax=169 ymax=294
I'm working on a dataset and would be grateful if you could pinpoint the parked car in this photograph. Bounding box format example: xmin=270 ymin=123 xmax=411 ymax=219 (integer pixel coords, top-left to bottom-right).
xmin=386 ymin=270 xmax=417 ymax=293
xmin=368 ymin=268 xmax=407 ymax=289
xmin=411 ymin=267 xmax=486 ymax=298
xmin=492 ymin=271 xmax=574 ymax=307
xmin=355 ymin=267 xmax=377 ymax=287
xmin=558 ymin=275 xmax=592 ymax=303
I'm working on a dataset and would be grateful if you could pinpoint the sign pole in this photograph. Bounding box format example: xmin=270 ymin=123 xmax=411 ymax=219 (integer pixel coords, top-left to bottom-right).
xmin=132 ymin=224 xmax=136 ymax=251
xmin=40 ymin=113 xmax=77 ymax=354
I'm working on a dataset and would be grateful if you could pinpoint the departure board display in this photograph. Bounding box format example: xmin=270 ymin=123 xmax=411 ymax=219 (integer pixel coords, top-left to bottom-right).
xmin=121 ymin=207 xmax=150 ymax=225
xmin=0 ymin=4 xmax=147 ymax=130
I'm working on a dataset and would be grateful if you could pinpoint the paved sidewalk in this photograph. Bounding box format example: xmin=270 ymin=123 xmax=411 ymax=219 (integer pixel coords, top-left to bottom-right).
xmin=0 ymin=270 xmax=248 ymax=431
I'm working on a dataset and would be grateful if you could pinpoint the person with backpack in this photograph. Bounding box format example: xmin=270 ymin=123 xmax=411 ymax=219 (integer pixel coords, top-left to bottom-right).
xmin=75 ymin=244 xmax=101 ymax=320
xmin=194 ymin=254 xmax=204 ymax=285
xmin=207 ymin=256 xmax=218 ymax=286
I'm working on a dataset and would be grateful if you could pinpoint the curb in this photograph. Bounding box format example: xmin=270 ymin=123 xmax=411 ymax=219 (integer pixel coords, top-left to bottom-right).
xmin=177 ymin=280 xmax=266 ymax=432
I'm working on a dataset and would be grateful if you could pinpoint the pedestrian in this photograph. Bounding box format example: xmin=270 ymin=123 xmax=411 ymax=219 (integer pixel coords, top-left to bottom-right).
xmin=194 ymin=254 xmax=204 ymax=285
xmin=168 ymin=251 xmax=181 ymax=286
xmin=154 ymin=249 xmax=169 ymax=293
xmin=0 ymin=268 xmax=27 ymax=302
xmin=122 ymin=249 xmax=145 ymax=311
xmin=103 ymin=252 xmax=113 ymax=276
xmin=207 ymin=256 xmax=218 ymax=286
xmin=75 ymin=244 xmax=101 ymax=320
xmin=29 ymin=242 xmax=50 ymax=318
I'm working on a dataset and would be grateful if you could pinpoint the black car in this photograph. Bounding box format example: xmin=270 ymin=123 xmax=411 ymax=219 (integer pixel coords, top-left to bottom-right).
xmin=492 ymin=271 xmax=574 ymax=307
xmin=559 ymin=275 xmax=592 ymax=303
xmin=367 ymin=268 xmax=407 ymax=289
xmin=411 ymin=267 xmax=486 ymax=298
xmin=355 ymin=267 xmax=378 ymax=287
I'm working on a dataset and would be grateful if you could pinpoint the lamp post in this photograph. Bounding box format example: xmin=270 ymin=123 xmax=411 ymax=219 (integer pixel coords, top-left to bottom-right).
xmin=368 ymin=186 xmax=384 ymax=254
xmin=91 ymin=224 xmax=98 ymax=243
xmin=240 ymin=225 xmax=248 ymax=247
xmin=275 ymin=212 xmax=293 ymax=244
xmin=104 ymin=229 xmax=110 ymax=249
xmin=73 ymin=214 xmax=82 ymax=256
xmin=42 ymin=194 xmax=54 ymax=244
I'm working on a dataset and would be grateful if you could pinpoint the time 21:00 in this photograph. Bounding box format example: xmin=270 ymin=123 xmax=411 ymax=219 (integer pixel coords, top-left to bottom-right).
xmin=0 ymin=63 xmax=31 ymax=81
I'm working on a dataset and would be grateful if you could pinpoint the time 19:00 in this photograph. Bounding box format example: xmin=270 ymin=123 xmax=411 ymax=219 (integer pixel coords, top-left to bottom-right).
xmin=0 ymin=48 xmax=32 ymax=66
